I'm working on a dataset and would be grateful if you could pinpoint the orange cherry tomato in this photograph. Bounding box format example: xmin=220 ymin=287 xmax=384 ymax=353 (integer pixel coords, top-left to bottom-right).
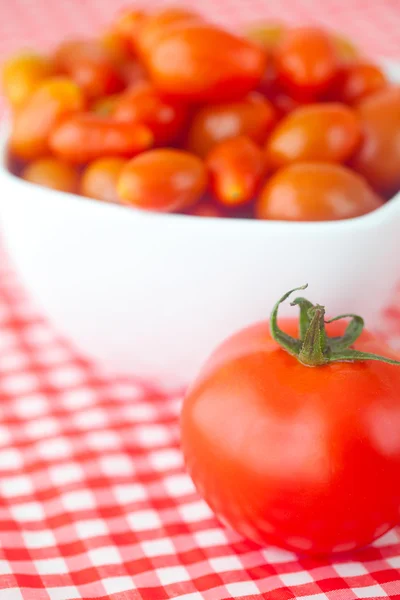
xmin=206 ymin=136 xmax=265 ymax=206
xmin=186 ymin=201 xmax=224 ymax=217
xmin=21 ymin=157 xmax=79 ymax=193
xmin=188 ymin=93 xmax=276 ymax=157
xmin=256 ymin=162 xmax=383 ymax=221
xmin=54 ymin=39 xmax=123 ymax=100
xmin=276 ymin=27 xmax=339 ymax=100
xmin=137 ymin=8 xmax=202 ymax=57
xmin=143 ymin=23 xmax=267 ymax=102
xmin=266 ymin=103 xmax=361 ymax=169
xmin=333 ymin=62 xmax=388 ymax=105
xmin=112 ymin=8 xmax=146 ymax=48
xmin=113 ymin=82 xmax=188 ymax=145
xmin=117 ymin=149 xmax=207 ymax=212
xmin=2 ymin=52 xmax=55 ymax=109
xmin=350 ymin=87 xmax=400 ymax=196
xmin=10 ymin=77 xmax=85 ymax=161
xmin=49 ymin=114 xmax=153 ymax=164
xmin=80 ymin=157 xmax=127 ymax=203
xmin=245 ymin=22 xmax=285 ymax=49
xmin=100 ymin=31 xmax=131 ymax=64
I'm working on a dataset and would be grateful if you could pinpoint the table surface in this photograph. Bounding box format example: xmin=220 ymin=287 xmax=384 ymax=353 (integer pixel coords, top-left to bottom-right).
xmin=1 ymin=1 xmax=400 ymax=599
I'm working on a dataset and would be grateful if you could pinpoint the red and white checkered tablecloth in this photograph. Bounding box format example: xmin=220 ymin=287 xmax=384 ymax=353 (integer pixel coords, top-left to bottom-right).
xmin=1 ymin=1 xmax=400 ymax=599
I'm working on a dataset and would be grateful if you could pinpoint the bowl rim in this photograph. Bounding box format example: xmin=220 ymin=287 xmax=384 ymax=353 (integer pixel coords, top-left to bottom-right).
xmin=1 ymin=58 xmax=400 ymax=234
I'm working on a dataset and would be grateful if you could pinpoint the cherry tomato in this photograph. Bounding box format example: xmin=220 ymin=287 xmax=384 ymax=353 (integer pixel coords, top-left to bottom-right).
xmin=143 ymin=23 xmax=267 ymax=102
xmin=49 ymin=114 xmax=153 ymax=164
xmin=350 ymin=87 xmax=400 ymax=196
xmin=80 ymin=157 xmax=127 ymax=203
xmin=276 ymin=27 xmax=339 ymax=100
xmin=54 ymin=39 xmax=123 ymax=100
xmin=10 ymin=77 xmax=85 ymax=160
xmin=256 ymin=162 xmax=382 ymax=221
xmin=181 ymin=290 xmax=400 ymax=555
xmin=113 ymin=82 xmax=188 ymax=145
xmin=118 ymin=59 xmax=147 ymax=87
xmin=266 ymin=103 xmax=361 ymax=168
xmin=117 ymin=149 xmax=207 ymax=212
xmin=100 ymin=31 xmax=131 ymax=64
xmin=245 ymin=22 xmax=284 ymax=49
xmin=21 ymin=157 xmax=79 ymax=193
xmin=206 ymin=136 xmax=265 ymax=206
xmin=112 ymin=8 xmax=146 ymax=48
xmin=333 ymin=62 xmax=388 ymax=105
xmin=186 ymin=201 xmax=224 ymax=217
xmin=137 ymin=8 xmax=202 ymax=57
xmin=188 ymin=93 xmax=276 ymax=157
xmin=91 ymin=94 xmax=120 ymax=116
xmin=2 ymin=52 xmax=55 ymax=109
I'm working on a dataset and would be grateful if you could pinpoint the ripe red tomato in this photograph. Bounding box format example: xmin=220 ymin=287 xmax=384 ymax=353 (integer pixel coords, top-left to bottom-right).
xmin=142 ymin=23 xmax=267 ymax=102
xmin=54 ymin=40 xmax=123 ymax=99
xmin=80 ymin=157 xmax=127 ymax=203
xmin=10 ymin=77 xmax=85 ymax=160
xmin=137 ymin=8 xmax=202 ymax=57
xmin=275 ymin=27 xmax=339 ymax=100
xmin=181 ymin=286 xmax=400 ymax=555
xmin=206 ymin=136 xmax=265 ymax=206
xmin=49 ymin=114 xmax=153 ymax=163
xmin=333 ymin=62 xmax=387 ymax=105
xmin=113 ymin=82 xmax=188 ymax=145
xmin=350 ymin=87 xmax=400 ymax=196
xmin=188 ymin=93 xmax=276 ymax=157
xmin=265 ymin=103 xmax=361 ymax=168
xmin=256 ymin=162 xmax=382 ymax=221
xmin=117 ymin=149 xmax=207 ymax=212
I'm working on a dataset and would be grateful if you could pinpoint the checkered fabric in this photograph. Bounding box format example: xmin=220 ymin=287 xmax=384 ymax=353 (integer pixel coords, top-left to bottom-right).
xmin=1 ymin=1 xmax=400 ymax=598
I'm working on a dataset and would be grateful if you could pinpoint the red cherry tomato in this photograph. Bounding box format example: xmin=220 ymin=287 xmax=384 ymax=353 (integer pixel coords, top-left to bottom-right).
xmin=80 ymin=157 xmax=127 ymax=203
xmin=181 ymin=291 xmax=400 ymax=555
xmin=275 ymin=27 xmax=339 ymax=100
xmin=143 ymin=23 xmax=267 ymax=102
xmin=117 ymin=149 xmax=207 ymax=212
xmin=266 ymin=103 xmax=361 ymax=168
xmin=112 ymin=8 xmax=146 ymax=49
xmin=256 ymin=162 xmax=382 ymax=221
xmin=137 ymin=8 xmax=202 ymax=57
xmin=206 ymin=136 xmax=265 ymax=206
xmin=49 ymin=114 xmax=153 ymax=164
xmin=350 ymin=87 xmax=400 ymax=196
xmin=10 ymin=77 xmax=85 ymax=160
xmin=113 ymin=82 xmax=188 ymax=145
xmin=21 ymin=157 xmax=79 ymax=193
xmin=54 ymin=39 xmax=123 ymax=100
xmin=188 ymin=93 xmax=276 ymax=157
xmin=333 ymin=62 xmax=387 ymax=105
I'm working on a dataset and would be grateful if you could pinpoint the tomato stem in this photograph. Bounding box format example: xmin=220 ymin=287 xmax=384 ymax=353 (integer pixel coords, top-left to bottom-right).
xmin=270 ymin=285 xmax=400 ymax=367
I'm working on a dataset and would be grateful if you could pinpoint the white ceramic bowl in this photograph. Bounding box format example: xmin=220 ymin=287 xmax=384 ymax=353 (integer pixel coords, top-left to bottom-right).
xmin=1 ymin=61 xmax=400 ymax=388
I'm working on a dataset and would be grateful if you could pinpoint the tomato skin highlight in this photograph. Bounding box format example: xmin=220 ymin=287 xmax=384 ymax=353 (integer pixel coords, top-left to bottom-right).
xmin=80 ymin=157 xmax=127 ymax=203
xmin=265 ymin=103 xmax=361 ymax=168
xmin=181 ymin=319 xmax=400 ymax=555
xmin=256 ymin=162 xmax=383 ymax=221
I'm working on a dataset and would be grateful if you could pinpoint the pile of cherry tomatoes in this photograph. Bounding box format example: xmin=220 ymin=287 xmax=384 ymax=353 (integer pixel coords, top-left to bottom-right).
xmin=3 ymin=7 xmax=400 ymax=221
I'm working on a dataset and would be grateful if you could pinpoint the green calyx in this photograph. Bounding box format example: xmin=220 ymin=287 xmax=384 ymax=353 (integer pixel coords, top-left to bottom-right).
xmin=270 ymin=285 xmax=400 ymax=367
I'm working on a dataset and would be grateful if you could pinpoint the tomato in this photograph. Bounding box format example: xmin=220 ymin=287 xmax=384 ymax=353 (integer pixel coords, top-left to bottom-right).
xmin=112 ymin=8 xmax=146 ymax=48
xmin=333 ymin=62 xmax=387 ymax=105
xmin=276 ymin=27 xmax=339 ymax=100
xmin=117 ymin=149 xmax=207 ymax=212
xmin=21 ymin=157 xmax=79 ymax=193
xmin=113 ymin=82 xmax=188 ymax=145
xmin=2 ymin=52 xmax=55 ymax=109
xmin=49 ymin=114 xmax=153 ymax=164
xmin=91 ymin=94 xmax=120 ymax=116
xmin=118 ymin=59 xmax=147 ymax=87
xmin=265 ymin=103 xmax=361 ymax=168
xmin=256 ymin=162 xmax=382 ymax=221
xmin=206 ymin=136 xmax=265 ymax=206
xmin=80 ymin=157 xmax=126 ymax=203
xmin=350 ymin=87 xmax=400 ymax=196
xmin=245 ymin=22 xmax=284 ymax=49
xmin=10 ymin=77 xmax=85 ymax=161
xmin=142 ymin=23 xmax=267 ymax=102
xmin=188 ymin=93 xmax=276 ymax=157
xmin=181 ymin=286 xmax=400 ymax=555
xmin=54 ymin=39 xmax=123 ymax=99
xmin=186 ymin=201 xmax=225 ymax=217
xmin=100 ymin=31 xmax=131 ymax=64
xmin=137 ymin=8 xmax=202 ymax=57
